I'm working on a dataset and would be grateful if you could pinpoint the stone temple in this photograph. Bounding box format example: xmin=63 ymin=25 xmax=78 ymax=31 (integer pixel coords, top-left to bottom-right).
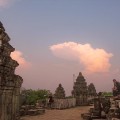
xmin=88 ymin=83 xmax=97 ymax=97
xmin=72 ymin=72 xmax=88 ymax=105
xmin=54 ymin=83 xmax=65 ymax=99
xmin=0 ymin=21 xmax=23 ymax=120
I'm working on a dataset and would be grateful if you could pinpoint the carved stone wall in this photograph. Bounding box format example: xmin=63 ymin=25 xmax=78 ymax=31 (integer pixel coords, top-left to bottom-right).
xmin=0 ymin=21 xmax=23 ymax=120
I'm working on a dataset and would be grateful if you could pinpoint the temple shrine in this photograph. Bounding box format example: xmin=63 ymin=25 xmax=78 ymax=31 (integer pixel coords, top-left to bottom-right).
xmin=54 ymin=83 xmax=65 ymax=99
xmin=72 ymin=72 xmax=88 ymax=105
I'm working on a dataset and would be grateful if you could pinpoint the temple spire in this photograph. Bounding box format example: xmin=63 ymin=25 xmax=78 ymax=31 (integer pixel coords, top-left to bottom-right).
xmin=72 ymin=72 xmax=88 ymax=105
xmin=79 ymin=72 xmax=82 ymax=76
xmin=54 ymin=83 xmax=65 ymax=99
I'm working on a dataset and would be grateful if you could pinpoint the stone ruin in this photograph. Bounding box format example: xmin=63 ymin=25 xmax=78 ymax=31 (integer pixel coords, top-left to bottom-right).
xmin=54 ymin=83 xmax=65 ymax=99
xmin=53 ymin=84 xmax=76 ymax=109
xmin=72 ymin=72 xmax=88 ymax=105
xmin=20 ymin=104 xmax=45 ymax=116
xmin=53 ymin=73 xmax=97 ymax=108
xmin=88 ymin=83 xmax=97 ymax=104
xmin=0 ymin=21 xmax=23 ymax=120
xmin=81 ymin=92 xmax=120 ymax=120
xmin=88 ymin=83 xmax=97 ymax=97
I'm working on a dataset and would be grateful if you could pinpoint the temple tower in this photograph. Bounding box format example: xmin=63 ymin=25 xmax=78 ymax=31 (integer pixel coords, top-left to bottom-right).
xmin=0 ymin=22 xmax=23 ymax=120
xmin=88 ymin=83 xmax=97 ymax=97
xmin=87 ymin=83 xmax=97 ymax=103
xmin=54 ymin=84 xmax=65 ymax=99
xmin=72 ymin=72 xmax=88 ymax=105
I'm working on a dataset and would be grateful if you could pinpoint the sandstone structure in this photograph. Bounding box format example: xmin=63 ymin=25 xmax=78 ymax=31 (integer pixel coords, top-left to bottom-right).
xmin=88 ymin=83 xmax=96 ymax=96
xmin=54 ymin=84 xmax=65 ymax=99
xmin=53 ymin=98 xmax=76 ymax=109
xmin=88 ymin=83 xmax=97 ymax=101
xmin=0 ymin=21 xmax=23 ymax=120
xmin=72 ymin=72 xmax=88 ymax=105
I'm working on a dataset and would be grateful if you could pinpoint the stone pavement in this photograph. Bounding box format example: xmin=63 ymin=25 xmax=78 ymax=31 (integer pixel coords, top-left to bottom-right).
xmin=21 ymin=106 xmax=91 ymax=120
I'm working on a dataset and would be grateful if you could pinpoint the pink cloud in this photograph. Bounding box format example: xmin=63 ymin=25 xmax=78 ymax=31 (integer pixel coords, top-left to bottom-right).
xmin=10 ymin=50 xmax=31 ymax=68
xmin=50 ymin=42 xmax=113 ymax=73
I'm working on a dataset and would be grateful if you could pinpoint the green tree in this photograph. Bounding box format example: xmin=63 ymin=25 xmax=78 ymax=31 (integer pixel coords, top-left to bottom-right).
xmin=20 ymin=89 xmax=51 ymax=105
xmin=102 ymin=92 xmax=113 ymax=96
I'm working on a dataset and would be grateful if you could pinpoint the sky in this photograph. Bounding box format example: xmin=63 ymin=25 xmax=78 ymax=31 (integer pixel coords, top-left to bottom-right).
xmin=1 ymin=0 xmax=120 ymax=95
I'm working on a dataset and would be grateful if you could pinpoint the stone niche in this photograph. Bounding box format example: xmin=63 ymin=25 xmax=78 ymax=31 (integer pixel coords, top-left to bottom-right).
xmin=0 ymin=21 xmax=23 ymax=120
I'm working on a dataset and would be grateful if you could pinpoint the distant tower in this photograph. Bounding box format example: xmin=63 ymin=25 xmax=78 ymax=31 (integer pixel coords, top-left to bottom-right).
xmin=88 ymin=83 xmax=97 ymax=100
xmin=72 ymin=72 xmax=88 ymax=105
xmin=0 ymin=22 xmax=23 ymax=120
xmin=54 ymin=84 xmax=65 ymax=99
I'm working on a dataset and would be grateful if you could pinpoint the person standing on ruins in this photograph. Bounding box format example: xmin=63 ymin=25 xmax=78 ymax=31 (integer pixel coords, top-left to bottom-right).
xmin=112 ymin=79 xmax=120 ymax=96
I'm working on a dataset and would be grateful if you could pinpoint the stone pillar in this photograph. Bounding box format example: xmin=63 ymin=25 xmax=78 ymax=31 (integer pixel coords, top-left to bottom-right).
xmin=0 ymin=21 xmax=23 ymax=120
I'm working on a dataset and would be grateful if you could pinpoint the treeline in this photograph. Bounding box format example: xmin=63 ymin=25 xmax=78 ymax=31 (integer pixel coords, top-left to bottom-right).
xmin=20 ymin=89 xmax=51 ymax=105
xmin=102 ymin=92 xmax=113 ymax=96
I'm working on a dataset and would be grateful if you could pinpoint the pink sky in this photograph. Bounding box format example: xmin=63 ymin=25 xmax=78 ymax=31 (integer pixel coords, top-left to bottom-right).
xmin=10 ymin=42 xmax=117 ymax=95
xmin=1 ymin=0 xmax=120 ymax=95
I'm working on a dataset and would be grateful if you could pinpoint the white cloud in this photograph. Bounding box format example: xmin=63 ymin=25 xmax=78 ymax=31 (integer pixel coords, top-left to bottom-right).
xmin=50 ymin=42 xmax=113 ymax=73
xmin=10 ymin=50 xmax=31 ymax=68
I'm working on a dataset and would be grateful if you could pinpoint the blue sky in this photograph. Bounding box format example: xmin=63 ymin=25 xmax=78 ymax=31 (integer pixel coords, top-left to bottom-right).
xmin=1 ymin=0 xmax=120 ymax=95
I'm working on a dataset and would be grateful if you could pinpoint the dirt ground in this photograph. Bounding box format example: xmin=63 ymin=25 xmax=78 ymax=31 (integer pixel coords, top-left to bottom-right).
xmin=21 ymin=106 xmax=91 ymax=120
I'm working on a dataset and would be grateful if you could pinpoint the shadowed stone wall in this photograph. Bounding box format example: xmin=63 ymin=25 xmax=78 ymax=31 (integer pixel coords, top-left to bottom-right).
xmin=0 ymin=21 xmax=23 ymax=120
